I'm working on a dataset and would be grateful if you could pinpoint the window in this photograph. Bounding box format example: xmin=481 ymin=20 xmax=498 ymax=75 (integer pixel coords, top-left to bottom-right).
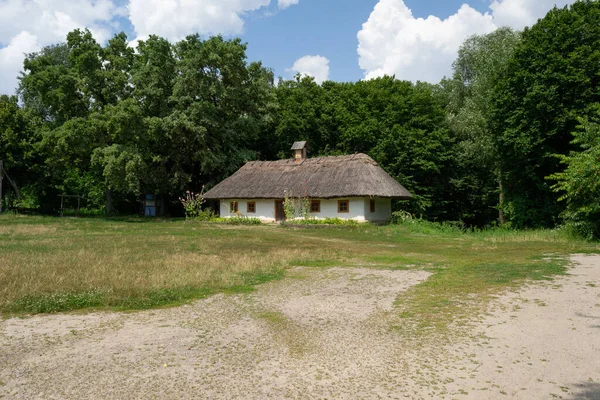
xmin=338 ymin=199 xmax=349 ymax=213
xmin=370 ymin=198 xmax=376 ymax=213
xmin=230 ymin=201 xmax=238 ymax=213
xmin=247 ymin=201 xmax=256 ymax=213
xmin=310 ymin=200 xmax=320 ymax=213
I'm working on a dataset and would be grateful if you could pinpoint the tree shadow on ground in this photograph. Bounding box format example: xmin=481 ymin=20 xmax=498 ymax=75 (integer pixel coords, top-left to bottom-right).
xmin=568 ymin=383 xmax=600 ymax=400
xmin=575 ymin=312 xmax=600 ymax=329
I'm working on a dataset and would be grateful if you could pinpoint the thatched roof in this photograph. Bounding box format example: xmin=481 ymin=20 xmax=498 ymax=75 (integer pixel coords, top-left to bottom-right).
xmin=204 ymin=153 xmax=412 ymax=200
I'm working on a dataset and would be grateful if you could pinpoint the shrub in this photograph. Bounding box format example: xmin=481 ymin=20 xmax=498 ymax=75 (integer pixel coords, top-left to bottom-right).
xmin=179 ymin=187 xmax=206 ymax=220
xmin=391 ymin=210 xmax=414 ymax=224
xmin=214 ymin=217 xmax=262 ymax=225
xmin=282 ymin=217 xmax=361 ymax=226
xmin=194 ymin=209 xmax=217 ymax=221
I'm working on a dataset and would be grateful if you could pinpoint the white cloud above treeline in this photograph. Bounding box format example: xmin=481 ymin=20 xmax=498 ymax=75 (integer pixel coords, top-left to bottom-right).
xmin=0 ymin=0 xmax=125 ymax=94
xmin=0 ymin=0 xmax=577 ymax=94
xmin=0 ymin=0 xmax=302 ymax=95
xmin=128 ymin=0 xmax=270 ymax=41
xmin=357 ymin=0 xmax=575 ymax=83
xmin=288 ymin=55 xmax=330 ymax=84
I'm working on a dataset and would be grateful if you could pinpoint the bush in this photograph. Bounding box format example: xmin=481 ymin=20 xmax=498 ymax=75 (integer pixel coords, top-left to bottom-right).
xmin=194 ymin=209 xmax=217 ymax=221
xmin=282 ymin=217 xmax=361 ymax=226
xmin=213 ymin=217 xmax=262 ymax=225
xmin=391 ymin=210 xmax=414 ymax=224
xmin=390 ymin=215 xmax=466 ymax=235
xmin=179 ymin=189 xmax=205 ymax=220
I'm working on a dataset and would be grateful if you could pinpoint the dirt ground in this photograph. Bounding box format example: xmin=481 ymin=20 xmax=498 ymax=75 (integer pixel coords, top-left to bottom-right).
xmin=1 ymin=256 xmax=599 ymax=399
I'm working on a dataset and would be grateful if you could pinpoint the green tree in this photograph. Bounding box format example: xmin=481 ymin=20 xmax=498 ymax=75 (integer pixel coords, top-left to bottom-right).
xmin=446 ymin=28 xmax=521 ymax=225
xmin=0 ymin=95 xmax=41 ymax=208
xmin=163 ymin=35 xmax=275 ymax=189
xmin=492 ymin=0 xmax=600 ymax=227
xmin=549 ymin=111 xmax=600 ymax=238
xmin=271 ymin=76 xmax=456 ymax=220
xmin=20 ymin=29 xmax=139 ymax=213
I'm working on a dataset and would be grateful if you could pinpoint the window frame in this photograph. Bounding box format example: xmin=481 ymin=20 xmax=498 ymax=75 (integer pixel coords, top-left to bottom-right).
xmin=370 ymin=198 xmax=376 ymax=213
xmin=230 ymin=201 xmax=239 ymax=213
xmin=337 ymin=199 xmax=349 ymax=213
xmin=310 ymin=199 xmax=321 ymax=213
xmin=247 ymin=201 xmax=256 ymax=213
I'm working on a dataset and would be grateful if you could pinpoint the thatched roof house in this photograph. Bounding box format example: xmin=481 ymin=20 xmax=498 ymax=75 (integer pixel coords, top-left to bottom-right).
xmin=204 ymin=142 xmax=412 ymax=223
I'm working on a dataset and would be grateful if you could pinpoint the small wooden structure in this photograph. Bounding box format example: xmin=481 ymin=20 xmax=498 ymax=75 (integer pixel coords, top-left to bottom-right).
xmin=58 ymin=194 xmax=82 ymax=217
xmin=142 ymin=194 xmax=165 ymax=217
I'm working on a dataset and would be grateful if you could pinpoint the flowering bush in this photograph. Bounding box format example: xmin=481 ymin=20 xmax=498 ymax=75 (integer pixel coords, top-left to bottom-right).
xmin=179 ymin=187 xmax=205 ymax=220
xmin=283 ymin=190 xmax=296 ymax=220
xmin=283 ymin=189 xmax=310 ymax=221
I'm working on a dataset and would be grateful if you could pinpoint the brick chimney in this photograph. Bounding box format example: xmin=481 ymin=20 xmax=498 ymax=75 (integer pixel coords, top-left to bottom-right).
xmin=291 ymin=141 xmax=308 ymax=162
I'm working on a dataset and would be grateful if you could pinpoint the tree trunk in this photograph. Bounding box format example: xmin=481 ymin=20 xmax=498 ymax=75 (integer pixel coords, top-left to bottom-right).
xmin=159 ymin=196 xmax=165 ymax=217
xmin=105 ymin=188 xmax=113 ymax=216
xmin=498 ymin=172 xmax=505 ymax=224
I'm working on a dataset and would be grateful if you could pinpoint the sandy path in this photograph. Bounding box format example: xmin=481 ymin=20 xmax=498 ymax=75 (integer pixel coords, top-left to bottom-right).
xmin=0 ymin=256 xmax=599 ymax=399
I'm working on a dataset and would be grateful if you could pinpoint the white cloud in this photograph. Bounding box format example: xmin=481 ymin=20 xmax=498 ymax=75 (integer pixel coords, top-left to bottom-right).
xmin=0 ymin=31 xmax=40 ymax=95
xmin=128 ymin=0 xmax=271 ymax=41
xmin=278 ymin=0 xmax=299 ymax=9
xmin=490 ymin=0 xmax=573 ymax=28
xmin=0 ymin=0 xmax=123 ymax=94
xmin=357 ymin=0 xmax=576 ymax=83
xmin=0 ymin=0 xmax=285 ymax=94
xmin=0 ymin=0 xmax=120 ymax=47
xmin=288 ymin=55 xmax=330 ymax=84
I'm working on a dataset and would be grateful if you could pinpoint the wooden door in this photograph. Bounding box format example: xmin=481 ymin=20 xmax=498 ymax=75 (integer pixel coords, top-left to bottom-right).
xmin=274 ymin=200 xmax=286 ymax=222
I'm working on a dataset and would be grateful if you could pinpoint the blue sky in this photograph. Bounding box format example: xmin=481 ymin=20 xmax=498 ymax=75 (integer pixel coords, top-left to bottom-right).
xmin=242 ymin=0 xmax=492 ymax=82
xmin=0 ymin=0 xmax=573 ymax=94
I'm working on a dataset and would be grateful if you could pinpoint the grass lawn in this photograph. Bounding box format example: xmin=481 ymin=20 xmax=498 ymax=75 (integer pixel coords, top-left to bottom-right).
xmin=1 ymin=214 xmax=598 ymax=330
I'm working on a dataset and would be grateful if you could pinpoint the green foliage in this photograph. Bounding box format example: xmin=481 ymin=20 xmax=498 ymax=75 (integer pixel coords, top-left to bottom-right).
xmin=492 ymin=1 xmax=600 ymax=228
xmin=446 ymin=28 xmax=521 ymax=225
xmin=283 ymin=191 xmax=296 ymax=220
xmin=213 ymin=216 xmax=262 ymax=225
xmin=193 ymin=209 xmax=217 ymax=222
xmin=91 ymin=144 xmax=146 ymax=195
xmin=281 ymin=190 xmax=310 ymax=221
xmin=5 ymin=289 xmax=106 ymax=314
xmin=271 ymin=77 xmax=457 ymax=221
xmin=4 ymin=4 xmax=600 ymax=229
xmin=282 ymin=217 xmax=360 ymax=226
xmin=549 ymin=115 xmax=600 ymax=239
xmin=391 ymin=210 xmax=414 ymax=224
xmin=298 ymin=195 xmax=310 ymax=220
xmin=14 ymin=30 xmax=274 ymax=215
xmin=179 ymin=190 xmax=206 ymax=219
xmin=391 ymin=215 xmax=466 ymax=235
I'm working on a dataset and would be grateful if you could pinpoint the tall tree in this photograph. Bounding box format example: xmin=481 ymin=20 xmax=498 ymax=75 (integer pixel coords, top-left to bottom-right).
xmin=162 ymin=35 xmax=275 ymax=190
xmin=447 ymin=28 xmax=521 ymax=225
xmin=549 ymin=109 xmax=600 ymax=239
xmin=20 ymin=29 xmax=139 ymax=213
xmin=272 ymin=76 xmax=456 ymax=220
xmin=492 ymin=0 xmax=600 ymax=228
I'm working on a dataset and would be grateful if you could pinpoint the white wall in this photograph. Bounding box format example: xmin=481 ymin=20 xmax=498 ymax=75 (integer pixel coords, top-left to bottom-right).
xmin=363 ymin=197 xmax=392 ymax=223
xmin=219 ymin=199 xmax=276 ymax=222
xmin=308 ymin=198 xmax=366 ymax=221
xmin=219 ymin=197 xmax=392 ymax=223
